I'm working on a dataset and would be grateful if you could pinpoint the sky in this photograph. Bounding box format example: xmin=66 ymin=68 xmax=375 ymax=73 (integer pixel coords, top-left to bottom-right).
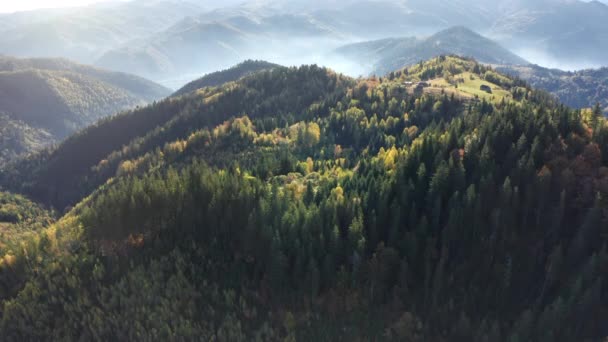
xmin=0 ymin=0 xmax=124 ymax=13
xmin=1 ymin=0 xmax=607 ymax=13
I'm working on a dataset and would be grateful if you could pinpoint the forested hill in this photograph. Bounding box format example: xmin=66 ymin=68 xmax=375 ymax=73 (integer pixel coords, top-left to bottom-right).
xmin=1 ymin=56 xmax=607 ymax=341
xmin=173 ymin=60 xmax=280 ymax=96
xmin=0 ymin=56 xmax=170 ymax=166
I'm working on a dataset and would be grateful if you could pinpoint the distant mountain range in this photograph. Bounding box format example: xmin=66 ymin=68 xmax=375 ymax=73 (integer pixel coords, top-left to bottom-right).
xmin=95 ymin=12 xmax=338 ymax=82
xmin=1 ymin=0 xmax=607 ymax=85
xmin=333 ymin=26 xmax=529 ymax=75
xmin=496 ymin=64 xmax=608 ymax=114
xmin=0 ymin=56 xmax=170 ymax=167
xmin=0 ymin=1 xmax=205 ymax=64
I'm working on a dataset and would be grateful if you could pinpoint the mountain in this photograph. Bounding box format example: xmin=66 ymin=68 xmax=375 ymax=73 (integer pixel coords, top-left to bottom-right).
xmin=357 ymin=0 xmax=608 ymax=68
xmin=1 ymin=0 xmax=607 ymax=78
xmin=0 ymin=1 xmax=206 ymax=64
xmin=0 ymin=56 xmax=170 ymax=166
xmin=95 ymin=12 xmax=339 ymax=84
xmin=195 ymin=0 xmax=608 ymax=69
xmin=488 ymin=0 xmax=608 ymax=68
xmin=334 ymin=27 xmax=529 ymax=75
xmin=334 ymin=26 xmax=608 ymax=114
xmin=173 ymin=60 xmax=280 ymax=96
xmin=331 ymin=37 xmax=419 ymax=74
xmin=94 ymin=2 xmax=513 ymax=83
xmin=1 ymin=57 xmax=607 ymax=340
xmin=496 ymin=64 xmax=608 ymax=114
xmin=310 ymin=0 xmax=496 ymax=39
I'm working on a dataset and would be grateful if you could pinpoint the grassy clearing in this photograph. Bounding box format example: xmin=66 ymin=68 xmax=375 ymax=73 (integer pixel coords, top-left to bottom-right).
xmin=396 ymin=57 xmax=515 ymax=104
xmin=426 ymin=72 xmax=511 ymax=103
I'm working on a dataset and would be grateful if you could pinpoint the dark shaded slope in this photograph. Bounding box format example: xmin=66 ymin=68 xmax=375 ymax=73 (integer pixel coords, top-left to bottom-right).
xmin=174 ymin=60 xmax=280 ymax=96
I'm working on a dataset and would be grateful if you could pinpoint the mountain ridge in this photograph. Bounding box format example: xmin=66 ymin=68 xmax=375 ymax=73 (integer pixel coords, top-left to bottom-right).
xmin=1 ymin=0 xmax=607 ymax=80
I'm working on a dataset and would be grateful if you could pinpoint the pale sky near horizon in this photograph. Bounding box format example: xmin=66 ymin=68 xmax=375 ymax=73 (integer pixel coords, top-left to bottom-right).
xmin=0 ymin=0 xmax=126 ymax=13
xmin=0 ymin=0 xmax=606 ymax=13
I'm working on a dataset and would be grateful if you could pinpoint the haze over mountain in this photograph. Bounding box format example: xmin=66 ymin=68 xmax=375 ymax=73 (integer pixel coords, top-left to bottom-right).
xmin=333 ymin=26 xmax=529 ymax=76
xmin=0 ymin=56 xmax=169 ymax=166
xmin=95 ymin=12 xmax=337 ymax=87
xmin=1 ymin=0 xmax=607 ymax=87
xmin=0 ymin=1 xmax=205 ymax=63
xmin=487 ymin=0 xmax=608 ymax=70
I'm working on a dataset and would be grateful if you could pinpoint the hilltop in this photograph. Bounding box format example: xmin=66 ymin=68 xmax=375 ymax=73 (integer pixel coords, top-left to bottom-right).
xmin=173 ymin=60 xmax=280 ymax=96
xmin=1 ymin=56 xmax=606 ymax=340
xmin=0 ymin=56 xmax=170 ymax=166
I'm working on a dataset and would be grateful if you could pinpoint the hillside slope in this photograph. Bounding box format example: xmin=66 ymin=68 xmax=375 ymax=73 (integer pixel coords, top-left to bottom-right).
xmin=1 ymin=57 xmax=607 ymax=341
xmin=334 ymin=26 xmax=528 ymax=75
xmin=0 ymin=56 xmax=170 ymax=166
